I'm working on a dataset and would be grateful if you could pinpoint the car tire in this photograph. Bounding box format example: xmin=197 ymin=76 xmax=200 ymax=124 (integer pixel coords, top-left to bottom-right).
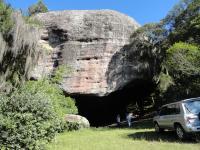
xmin=175 ymin=124 xmax=187 ymax=140
xmin=154 ymin=123 xmax=164 ymax=133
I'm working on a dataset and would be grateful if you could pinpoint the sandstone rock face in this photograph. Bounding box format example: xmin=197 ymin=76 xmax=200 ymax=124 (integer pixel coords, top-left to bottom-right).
xmin=65 ymin=114 xmax=90 ymax=128
xmin=31 ymin=10 xmax=141 ymax=96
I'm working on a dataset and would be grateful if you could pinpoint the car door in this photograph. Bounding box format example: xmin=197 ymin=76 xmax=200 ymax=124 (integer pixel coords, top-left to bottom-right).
xmin=165 ymin=104 xmax=176 ymax=128
xmin=161 ymin=105 xmax=174 ymax=129
xmin=165 ymin=103 xmax=181 ymax=129
xmin=157 ymin=106 xmax=168 ymax=128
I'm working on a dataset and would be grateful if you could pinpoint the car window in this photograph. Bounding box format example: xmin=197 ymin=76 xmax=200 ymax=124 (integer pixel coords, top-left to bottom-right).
xmin=159 ymin=106 xmax=168 ymax=116
xmin=175 ymin=104 xmax=181 ymax=114
xmin=168 ymin=104 xmax=180 ymax=115
xmin=184 ymin=100 xmax=200 ymax=114
xmin=159 ymin=104 xmax=180 ymax=116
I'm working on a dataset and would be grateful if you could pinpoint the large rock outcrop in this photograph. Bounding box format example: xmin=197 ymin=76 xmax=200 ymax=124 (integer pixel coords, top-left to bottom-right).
xmin=31 ymin=10 xmax=143 ymax=96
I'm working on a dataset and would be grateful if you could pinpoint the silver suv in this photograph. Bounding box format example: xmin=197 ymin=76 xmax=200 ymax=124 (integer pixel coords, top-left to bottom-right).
xmin=153 ymin=98 xmax=200 ymax=140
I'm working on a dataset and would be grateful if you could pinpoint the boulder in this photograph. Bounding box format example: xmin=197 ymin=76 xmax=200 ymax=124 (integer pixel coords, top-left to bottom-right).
xmin=31 ymin=10 xmax=141 ymax=96
xmin=65 ymin=114 xmax=90 ymax=128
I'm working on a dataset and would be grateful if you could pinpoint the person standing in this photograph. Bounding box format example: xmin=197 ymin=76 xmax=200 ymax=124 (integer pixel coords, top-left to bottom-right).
xmin=116 ymin=114 xmax=121 ymax=127
xmin=126 ymin=113 xmax=133 ymax=127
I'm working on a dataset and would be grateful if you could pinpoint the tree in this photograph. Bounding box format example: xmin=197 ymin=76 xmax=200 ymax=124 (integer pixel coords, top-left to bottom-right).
xmin=157 ymin=42 xmax=200 ymax=102
xmin=162 ymin=0 xmax=193 ymax=31
xmin=163 ymin=0 xmax=200 ymax=44
xmin=0 ymin=0 xmax=13 ymax=39
xmin=129 ymin=23 xmax=168 ymax=113
xmin=28 ymin=0 xmax=48 ymax=16
xmin=153 ymin=0 xmax=200 ymax=104
xmin=166 ymin=42 xmax=200 ymax=77
xmin=130 ymin=23 xmax=167 ymax=77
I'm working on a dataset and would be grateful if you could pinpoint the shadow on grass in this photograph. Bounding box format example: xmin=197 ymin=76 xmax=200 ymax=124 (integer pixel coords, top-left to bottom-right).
xmin=129 ymin=119 xmax=154 ymax=129
xmin=109 ymin=119 xmax=154 ymax=130
xmin=127 ymin=131 xmax=197 ymax=143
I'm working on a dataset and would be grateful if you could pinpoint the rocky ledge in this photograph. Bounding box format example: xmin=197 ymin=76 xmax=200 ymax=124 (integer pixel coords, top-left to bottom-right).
xmin=31 ymin=10 xmax=144 ymax=96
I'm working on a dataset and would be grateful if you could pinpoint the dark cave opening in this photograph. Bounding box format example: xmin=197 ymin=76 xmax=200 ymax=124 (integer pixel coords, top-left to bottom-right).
xmin=73 ymin=79 xmax=155 ymax=127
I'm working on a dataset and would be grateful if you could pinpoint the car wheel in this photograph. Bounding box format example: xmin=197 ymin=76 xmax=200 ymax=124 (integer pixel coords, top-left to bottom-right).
xmin=154 ymin=123 xmax=164 ymax=133
xmin=175 ymin=124 xmax=187 ymax=140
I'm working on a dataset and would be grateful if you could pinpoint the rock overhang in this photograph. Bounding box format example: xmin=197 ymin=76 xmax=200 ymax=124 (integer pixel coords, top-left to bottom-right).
xmin=30 ymin=10 xmax=154 ymax=97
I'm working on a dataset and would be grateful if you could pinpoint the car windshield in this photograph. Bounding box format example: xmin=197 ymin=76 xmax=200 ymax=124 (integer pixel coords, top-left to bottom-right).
xmin=184 ymin=100 xmax=200 ymax=114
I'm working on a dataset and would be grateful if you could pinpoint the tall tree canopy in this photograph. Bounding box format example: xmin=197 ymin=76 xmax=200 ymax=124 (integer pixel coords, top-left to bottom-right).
xmin=28 ymin=0 xmax=48 ymax=16
xmin=156 ymin=0 xmax=200 ymax=103
xmin=163 ymin=0 xmax=200 ymax=44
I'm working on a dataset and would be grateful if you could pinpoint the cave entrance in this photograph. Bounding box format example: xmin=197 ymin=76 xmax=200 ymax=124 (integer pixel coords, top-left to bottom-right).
xmin=73 ymin=79 xmax=155 ymax=127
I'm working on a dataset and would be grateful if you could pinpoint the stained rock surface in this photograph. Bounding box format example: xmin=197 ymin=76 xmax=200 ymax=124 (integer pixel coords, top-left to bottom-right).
xmin=31 ymin=10 xmax=142 ymax=96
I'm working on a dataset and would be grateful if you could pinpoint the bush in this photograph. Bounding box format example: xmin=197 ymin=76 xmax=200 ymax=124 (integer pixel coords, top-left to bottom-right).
xmin=0 ymin=90 xmax=61 ymax=149
xmin=166 ymin=42 xmax=200 ymax=77
xmin=22 ymin=79 xmax=78 ymax=117
xmin=51 ymin=65 xmax=71 ymax=84
xmin=28 ymin=0 xmax=48 ymax=16
xmin=0 ymin=77 xmax=78 ymax=149
xmin=65 ymin=122 xmax=81 ymax=131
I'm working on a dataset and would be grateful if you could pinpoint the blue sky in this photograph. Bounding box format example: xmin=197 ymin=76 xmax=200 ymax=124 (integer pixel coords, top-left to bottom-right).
xmin=6 ymin=0 xmax=180 ymax=25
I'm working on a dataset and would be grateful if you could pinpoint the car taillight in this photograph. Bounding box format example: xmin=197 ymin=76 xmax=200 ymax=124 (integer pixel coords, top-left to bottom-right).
xmin=186 ymin=116 xmax=198 ymax=124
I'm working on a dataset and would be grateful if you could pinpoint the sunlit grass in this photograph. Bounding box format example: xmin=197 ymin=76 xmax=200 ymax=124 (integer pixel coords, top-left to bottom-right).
xmin=48 ymin=120 xmax=200 ymax=150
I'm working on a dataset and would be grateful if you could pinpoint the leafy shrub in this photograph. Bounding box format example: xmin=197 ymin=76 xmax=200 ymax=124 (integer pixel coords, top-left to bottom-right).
xmin=50 ymin=65 xmax=71 ymax=84
xmin=0 ymin=90 xmax=61 ymax=149
xmin=22 ymin=79 xmax=78 ymax=118
xmin=65 ymin=122 xmax=81 ymax=131
xmin=0 ymin=76 xmax=78 ymax=149
xmin=22 ymin=78 xmax=79 ymax=132
xmin=28 ymin=0 xmax=48 ymax=16
xmin=166 ymin=42 xmax=200 ymax=77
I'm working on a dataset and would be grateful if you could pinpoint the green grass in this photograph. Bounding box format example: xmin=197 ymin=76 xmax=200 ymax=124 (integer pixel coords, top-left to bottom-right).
xmin=47 ymin=120 xmax=200 ymax=150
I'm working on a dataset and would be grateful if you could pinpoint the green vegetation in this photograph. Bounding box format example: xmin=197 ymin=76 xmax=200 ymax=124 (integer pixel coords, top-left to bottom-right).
xmin=129 ymin=0 xmax=200 ymax=109
xmin=130 ymin=23 xmax=165 ymax=71
xmin=0 ymin=88 xmax=61 ymax=149
xmin=47 ymin=121 xmax=200 ymax=150
xmin=0 ymin=1 xmax=78 ymax=149
xmin=51 ymin=65 xmax=72 ymax=84
xmin=156 ymin=42 xmax=200 ymax=103
xmin=28 ymin=0 xmax=48 ymax=16
xmin=23 ymin=79 xmax=78 ymax=118
xmin=24 ymin=16 xmax=43 ymax=27
xmin=164 ymin=0 xmax=200 ymax=44
xmin=0 ymin=77 xmax=78 ymax=149
xmin=0 ymin=0 xmax=13 ymax=38
xmin=0 ymin=0 xmax=41 ymax=92
xmin=155 ymin=0 xmax=200 ymax=103
xmin=166 ymin=42 xmax=200 ymax=77
xmin=0 ymin=0 xmax=199 ymax=149
xmin=156 ymin=72 xmax=174 ymax=94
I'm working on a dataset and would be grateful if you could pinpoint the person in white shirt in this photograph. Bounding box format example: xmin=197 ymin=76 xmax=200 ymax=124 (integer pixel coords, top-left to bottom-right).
xmin=116 ymin=114 xmax=121 ymax=126
xmin=126 ymin=113 xmax=133 ymax=127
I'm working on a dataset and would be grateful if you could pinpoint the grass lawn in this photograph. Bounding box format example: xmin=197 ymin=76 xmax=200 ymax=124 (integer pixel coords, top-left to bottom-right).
xmin=47 ymin=120 xmax=200 ymax=150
